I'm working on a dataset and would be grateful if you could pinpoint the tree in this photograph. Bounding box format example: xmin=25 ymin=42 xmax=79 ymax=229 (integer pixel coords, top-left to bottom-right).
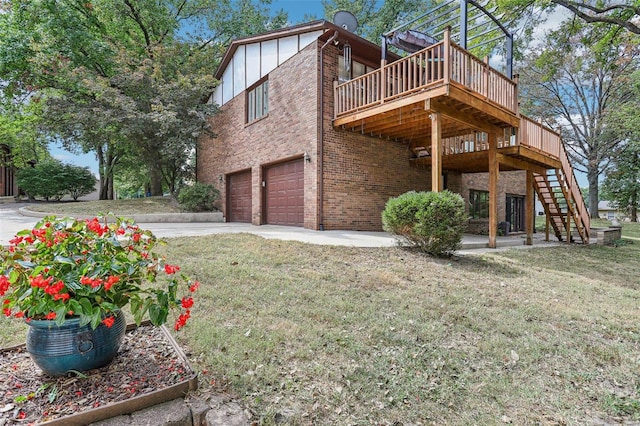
xmin=0 ymin=0 xmax=287 ymax=198
xmin=492 ymin=0 xmax=640 ymax=36
xmin=517 ymin=20 xmax=640 ymax=218
xmin=602 ymin=70 xmax=640 ymax=222
xmin=322 ymin=0 xmax=428 ymax=42
xmin=64 ymin=164 xmax=97 ymax=201
xmin=602 ymin=142 xmax=640 ymax=222
xmin=0 ymin=99 xmax=49 ymax=169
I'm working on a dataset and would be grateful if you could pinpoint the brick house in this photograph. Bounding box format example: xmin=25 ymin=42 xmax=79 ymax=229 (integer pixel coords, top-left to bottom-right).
xmin=197 ymin=20 xmax=589 ymax=247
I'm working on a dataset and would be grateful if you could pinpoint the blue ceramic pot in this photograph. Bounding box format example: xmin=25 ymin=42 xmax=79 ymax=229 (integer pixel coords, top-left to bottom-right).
xmin=25 ymin=311 xmax=126 ymax=376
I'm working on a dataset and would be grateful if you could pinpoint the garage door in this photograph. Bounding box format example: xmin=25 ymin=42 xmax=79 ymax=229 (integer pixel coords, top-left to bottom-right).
xmin=228 ymin=171 xmax=252 ymax=223
xmin=265 ymin=159 xmax=304 ymax=227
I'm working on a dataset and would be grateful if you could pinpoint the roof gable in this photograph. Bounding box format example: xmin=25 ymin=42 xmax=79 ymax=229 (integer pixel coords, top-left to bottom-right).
xmin=212 ymin=20 xmax=391 ymax=107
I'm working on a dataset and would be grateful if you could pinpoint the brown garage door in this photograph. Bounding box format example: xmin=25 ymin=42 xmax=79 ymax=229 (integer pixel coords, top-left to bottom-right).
xmin=228 ymin=171 xmax=252 ymax=223
xmin=264 ymin=159 xmax=304 ymax=227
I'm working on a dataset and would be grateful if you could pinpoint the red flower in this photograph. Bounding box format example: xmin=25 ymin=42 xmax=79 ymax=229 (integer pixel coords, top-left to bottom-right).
xmin=86 ymin=218 xmax=107 ymax=236
xmin=3 ymin=307 xmax=11 ymax=317
xmin=30 ymin=274 xmax=53 ymax=289
xmin=174 ymin=310 xmax=191 ymax=330
xmin=189 ymin=281 xmax=200 ymax=293
xmin=102 ymin=315 xmax=115 ymax=328
xmin=132 ymin=233 xmax=141 ymax=243
xmin=164 ymin=264 xmax=180 ymax=275
xmin=104 ymin=276 xmax=120 ymax=291
xmin=54 ymin=293 xmax=70 ymax=301
xmin=0 ymin=276 xmax=10 ymax=296
xmin=44 ymin=280 xmax=65 ymax=295
xmin=13 ymin=311 xmax=24 ymax=318
xmin=44 ymin=312 xmax=56 ymax=320
xmin=116 ymin=227 xmax=125 ymax=235
xmin=9 ymin=236 xmax=23 ymax=245
xmin=181 ymin=296 xmax=194 ymax=309
xmin=31 ymin=227 xmax=47 ymax=241
xmin=17 ymin=411 xmax=26 ymax=420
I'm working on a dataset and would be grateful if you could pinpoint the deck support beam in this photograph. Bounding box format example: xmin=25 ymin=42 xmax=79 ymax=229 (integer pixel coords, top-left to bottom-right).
xmin=431 ymin=112 xmax=443 ymax=192
xmin=526 ymin=170 xmax=534 ymax=245
xmin=488 ymin=132 xmax=498 ymax=248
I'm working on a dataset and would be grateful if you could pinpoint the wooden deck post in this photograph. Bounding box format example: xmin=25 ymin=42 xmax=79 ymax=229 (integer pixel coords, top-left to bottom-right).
xmin=545 ymin=214 xmax=550 ymax=241
xmin=431 ymin=112 xmax=442 ymax=192
xmin=443 ymin=27 xmax=451 ymax=85
xmin=488 ymin=132 xmax=498 ymax=248
xmin=566 ymin=211 xmax=571 ymax=244
xmin=380 ymin=59 xmax=387 ymax=103
xmin=526 ymin=170 xmax=534 ymax=245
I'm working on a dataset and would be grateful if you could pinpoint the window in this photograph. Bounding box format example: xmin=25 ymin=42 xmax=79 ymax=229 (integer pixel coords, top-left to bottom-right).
xmin=469 ymin=190 xmax=489 ymax=219
xmin=607 ymin=211 xmax=615 ymax=220
xmin=338 ymin=55 xmax=375 ymax=82
xmin=247 ymin=79 xmax=269 ymax=123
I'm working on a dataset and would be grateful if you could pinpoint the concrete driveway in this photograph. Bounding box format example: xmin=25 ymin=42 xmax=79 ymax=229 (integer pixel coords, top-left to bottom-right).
xmin=0 ymin=203 xmax=397 ymax=247
xmin=1 ymin=203 xmax=558 ymax=252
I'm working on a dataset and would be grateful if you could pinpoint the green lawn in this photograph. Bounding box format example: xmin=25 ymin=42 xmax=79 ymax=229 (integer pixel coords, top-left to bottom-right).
xmin=2 ymin=217 xmax=639 ymax=424
xmin=23 ymin=196 xmax=183 ymax=216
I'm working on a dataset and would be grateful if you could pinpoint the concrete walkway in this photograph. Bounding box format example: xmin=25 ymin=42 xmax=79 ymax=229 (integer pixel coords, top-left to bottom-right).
xmin=0 ymin=202 xmax=561 ymax=252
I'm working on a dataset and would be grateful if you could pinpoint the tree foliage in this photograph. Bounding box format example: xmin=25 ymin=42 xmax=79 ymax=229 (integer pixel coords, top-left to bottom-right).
xmin=492 ymin=0 xmax=640 ymax=37
xmin=517 ymin=19 xmax=640 ymax=217
xmin=602 ymin=70 xmax=640 ymax=222
xmin=0 ymin=0 xmax=287 ymax=199
xmin=322 ymin=0 xmax=432 ymax=43
xmin=16 ymin=159 xmax=95 ymax=201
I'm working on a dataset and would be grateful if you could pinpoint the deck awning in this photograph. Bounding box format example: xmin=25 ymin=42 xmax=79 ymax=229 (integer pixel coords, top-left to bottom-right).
xmin=387 ymin=29 xmax=438 ymax=53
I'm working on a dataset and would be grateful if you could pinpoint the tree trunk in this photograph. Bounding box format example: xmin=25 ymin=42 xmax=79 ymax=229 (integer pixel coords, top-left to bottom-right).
xmin=588 ymin=169 xmax=599 ymax=219
xmin=149 ymin=166 xmax=163 ymax=196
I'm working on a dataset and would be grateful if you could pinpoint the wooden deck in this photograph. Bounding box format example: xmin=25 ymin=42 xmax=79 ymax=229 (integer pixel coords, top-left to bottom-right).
xmin=333 ymin=30 xmax=590 ymax=245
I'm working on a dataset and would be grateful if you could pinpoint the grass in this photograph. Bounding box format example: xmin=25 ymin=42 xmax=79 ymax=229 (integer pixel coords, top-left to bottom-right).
xmin=22 ymin=196 xmax=183 ymax=216
xmin=2 ymin=206 xmax=639 ymax=424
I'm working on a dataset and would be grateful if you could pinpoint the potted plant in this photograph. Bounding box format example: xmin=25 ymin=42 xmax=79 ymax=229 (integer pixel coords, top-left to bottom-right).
xmin=0 ymin=215 xmax=199 ymax=376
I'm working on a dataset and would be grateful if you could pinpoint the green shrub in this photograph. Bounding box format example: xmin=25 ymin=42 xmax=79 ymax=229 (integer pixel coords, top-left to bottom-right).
xmin=178 ymin=182 xmax=220 ymax=212
xmin=64 ymin=164 xmax=96 ymax=200
xmin=16 ymin=159 xmax=95 ymax=201
xmin=382 ymin=190 xmax=467 ymax=257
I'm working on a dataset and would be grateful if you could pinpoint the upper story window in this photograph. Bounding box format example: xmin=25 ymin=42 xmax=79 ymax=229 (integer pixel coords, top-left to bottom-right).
xmin=469 ymin=189 xmax=489 ymax=219
xmin=338 ymin=55 xmax=375 ymax=82
xmin=247 ymin=78 xmax=269 ymax=123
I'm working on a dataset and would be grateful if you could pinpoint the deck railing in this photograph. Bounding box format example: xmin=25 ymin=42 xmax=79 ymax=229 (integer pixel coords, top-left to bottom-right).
xmin=518 ymin=116 xmax=590 ymax=233
xmin=334 ymin=34 xmax=517 ymax=117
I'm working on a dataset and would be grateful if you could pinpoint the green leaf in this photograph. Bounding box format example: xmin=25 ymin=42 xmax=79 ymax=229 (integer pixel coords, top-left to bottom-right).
xmin=148 ymin=303 xmax=168 ymax=326
xmin=53 ymin=255 xmax=75 ymax=265
xmin=90 ymin=309 xmax=101 ymax=329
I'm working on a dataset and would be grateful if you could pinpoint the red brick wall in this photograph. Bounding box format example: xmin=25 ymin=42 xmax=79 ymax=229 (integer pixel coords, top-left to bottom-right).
xmin=197 ymin=35 xmax=526 ymax=232
xmin=461 ymin=170 xmax=527 ymax=234
xmin=197 ymin=42 xmax=320 ymax=227
xmin=320 ymin=44 xmax=432 ymax=231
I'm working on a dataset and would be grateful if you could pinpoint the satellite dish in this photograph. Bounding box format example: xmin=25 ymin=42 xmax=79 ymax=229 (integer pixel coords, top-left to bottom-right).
xmin=333 ymin=11 xmax=358 ymax=33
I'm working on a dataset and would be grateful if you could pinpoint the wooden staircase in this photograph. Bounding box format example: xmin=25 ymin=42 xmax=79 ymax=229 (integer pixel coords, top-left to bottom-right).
xmin=533 ymin=165 xmax=590 ymax=244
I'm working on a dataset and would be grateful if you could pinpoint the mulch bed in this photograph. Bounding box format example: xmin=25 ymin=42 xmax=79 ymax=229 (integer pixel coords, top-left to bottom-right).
xmin=0 ymin=324 xmax=193 ymax=424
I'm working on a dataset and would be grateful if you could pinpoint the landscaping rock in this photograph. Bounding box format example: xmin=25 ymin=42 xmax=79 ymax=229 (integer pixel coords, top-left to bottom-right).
xmin=188 ymin=399 xmax=211 ymax=426
xmin=205 ymin=395 xmax=250 ymax=426
xmin=91 ymin=399 xmax=192 ymax=426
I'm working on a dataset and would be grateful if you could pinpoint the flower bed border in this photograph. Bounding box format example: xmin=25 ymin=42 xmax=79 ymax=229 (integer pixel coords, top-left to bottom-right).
xmin=1 ymin=321 xmax=198 ymax=426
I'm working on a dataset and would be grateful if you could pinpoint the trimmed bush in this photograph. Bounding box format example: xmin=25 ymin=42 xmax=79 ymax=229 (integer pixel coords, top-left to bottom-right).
xmin=177 ymin=182 xmax=220 ymax=212
xmin=16 ymin=159 xmax=95 ymax=201
xmin=382 ymin=190 xmax=467 ymax=257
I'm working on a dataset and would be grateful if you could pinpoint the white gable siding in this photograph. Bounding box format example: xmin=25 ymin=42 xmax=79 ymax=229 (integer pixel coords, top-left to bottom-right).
xmin=212 ymin=30 xmax=323 ymax=106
